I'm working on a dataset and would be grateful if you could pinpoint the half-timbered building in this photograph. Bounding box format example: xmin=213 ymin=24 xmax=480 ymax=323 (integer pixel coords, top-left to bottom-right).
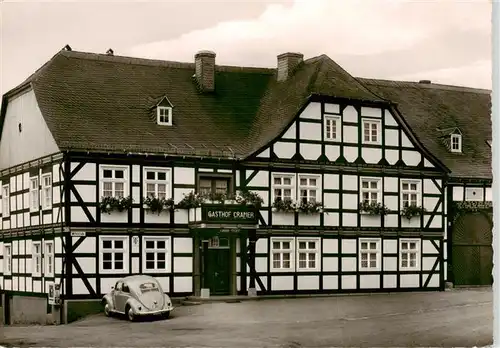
xmin=0 ymin=46 xmax=492 ymax=324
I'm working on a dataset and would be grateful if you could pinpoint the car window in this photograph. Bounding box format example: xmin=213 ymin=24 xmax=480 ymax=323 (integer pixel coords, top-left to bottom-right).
xmin=122 ymin=283 xmax=130 ymax=293
xmin=115 ymin=281 xmax=123 ymax=291
xmin=139 ymin=282 xmax=160 ymax=293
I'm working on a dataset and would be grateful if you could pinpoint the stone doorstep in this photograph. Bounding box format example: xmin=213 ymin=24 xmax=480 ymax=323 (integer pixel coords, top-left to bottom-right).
xmin=173 ymin=286 xmax=493 ymax=306
xmin=173 ymin=291 xmax=428 ymax=306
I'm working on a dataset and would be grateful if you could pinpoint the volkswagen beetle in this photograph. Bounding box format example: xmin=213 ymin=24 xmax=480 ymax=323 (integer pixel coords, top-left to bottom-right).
xmin=102 ymin=275 xmax=174 ymax=321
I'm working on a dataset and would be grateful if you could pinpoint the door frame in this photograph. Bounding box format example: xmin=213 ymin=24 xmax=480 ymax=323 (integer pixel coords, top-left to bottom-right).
xmin=204 ymin=236 xmax=231 ymax=295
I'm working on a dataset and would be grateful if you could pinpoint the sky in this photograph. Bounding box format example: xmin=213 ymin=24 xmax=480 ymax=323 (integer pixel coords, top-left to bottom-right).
xmin=0 ymin=0 xmax=493 ymax=107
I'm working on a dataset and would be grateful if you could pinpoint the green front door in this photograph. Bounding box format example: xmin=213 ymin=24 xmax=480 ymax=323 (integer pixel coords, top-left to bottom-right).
xmin=204 ymin=237 xmax=231 ymax=295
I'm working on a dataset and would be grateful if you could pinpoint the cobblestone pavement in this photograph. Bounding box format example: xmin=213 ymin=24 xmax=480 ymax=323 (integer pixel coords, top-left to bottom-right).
xmin=0 ymin=289 xmax=493 ymax=347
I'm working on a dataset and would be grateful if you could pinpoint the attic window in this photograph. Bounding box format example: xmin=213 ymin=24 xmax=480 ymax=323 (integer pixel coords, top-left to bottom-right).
xmin=450 ymin=134 xmax=462 ymax=153
xmin=157 ymin=106 xmax=172 ymax=126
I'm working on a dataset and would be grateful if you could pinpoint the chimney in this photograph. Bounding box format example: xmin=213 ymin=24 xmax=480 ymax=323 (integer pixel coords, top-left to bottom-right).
xmin=106 ymin=48 xmax=114 ymax=56
xmin=195 ymin=50 xmax=216 ymax=92
xmin=419 ymin=79 xmax=431 ymax=84
xmin=277 ymin=52 xmax=304 ymax=82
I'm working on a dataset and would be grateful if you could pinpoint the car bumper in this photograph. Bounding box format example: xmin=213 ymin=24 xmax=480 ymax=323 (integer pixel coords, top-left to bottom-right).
xmin=136 ymin=306 xmax=174 ymax=316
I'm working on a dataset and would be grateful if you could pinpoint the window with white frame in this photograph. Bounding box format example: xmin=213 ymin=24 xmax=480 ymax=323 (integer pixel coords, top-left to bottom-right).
xmin=4 ymin=244 xmax=12 ymax=275
xmin=101 ymin=167 xmax=128 ymax=198
xmin=360 ymin=178 xmax=381 ymax=204
xmin=44 ymin=241 xmax=54 ymax=277
xmin=324 ymin=116 xmax=341 ymax=141
xmin=298 ymin=175 xmax=319 ymax=204
xmin=297 ymin=238 xmax=319 ymax=271
xmin=400 ymin=239 xmax=419 ymax=270
xmin=362 ymin=119 xmax=381 ymax=144
xmin=143 ymin=237 xmax=170 ymax=273
xmin=41 ymin=174 xmax=52 ymax=209
xmin=30 ymin=177 xmax=39 ymax=212
xmin=271 ymin=238 xmax=294 ymax=271
xmin=2 ymin=184 xmax=10 ymax=218
xmin=144 ymin=168 xmax=170 ymax=199
xmin=273 ymin=174 xmax=295 ymax=202
xmin=32 ymin=241 xmax=42 ymax=276
xmin=157 ymin=106 xmax=172 ymax=126
xmin=465 ymin=187 xmax=484 ymax=201
xmin=450 ymin=134 xmax=462 ymax=153
xmin=100 ymin=237 xmax=127 ymax=273
xmin=401 ymin=180 xmax=420 ymax=208
xmin=359 ymin=239 xmax=380 ymax=271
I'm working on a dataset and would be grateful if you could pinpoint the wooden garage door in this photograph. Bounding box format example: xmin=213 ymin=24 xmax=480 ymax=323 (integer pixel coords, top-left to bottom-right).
xmin=452 ymin=211 xmax=493 ymax=286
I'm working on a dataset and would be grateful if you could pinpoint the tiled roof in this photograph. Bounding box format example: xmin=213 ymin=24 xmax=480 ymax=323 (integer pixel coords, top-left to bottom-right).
xmin=0 ymin=49 xmax=492 ymax=180
xmin=359 ymin=78 xmax=492 ymax=179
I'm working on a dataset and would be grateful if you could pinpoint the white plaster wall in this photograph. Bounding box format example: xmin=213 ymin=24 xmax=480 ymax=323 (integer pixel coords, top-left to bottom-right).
xmin=325 ymin=145 xmax=340 ymax=161
xmin=271 ymin=276 xmax=294 ymax=291
xmin=385 ymin=129 xmax=399 ymax=146
xmin=281 ymin=122 xmax=296 ymax=140
xmin=0 ymin=90 xmax=60 ymax=171
xmin=274 ymin=142 xmax=295 ymax=159
xmin=72 ymin=163 xmax=96 ymax=181
xmin=344 ymin=147 xmax=358 ymax=162
xmin=343 ymin=126 xmax=358 ymax=144
xmin=361 ymin=107 xmax=382 ymax=118
xmin=343 ymin=106 xmax=358 ymax=123
xmin=174 ymin=167 xmax=195 ymax=185
xmin=300 ymin=102 xmax=321 ymax=120
xmin=324 ymin=103 xmax=340 ymax=114
xmin=300 ymin=143 xmax=321 ymax=160
xmin=299 ymin=122 xmax=321 ymax=141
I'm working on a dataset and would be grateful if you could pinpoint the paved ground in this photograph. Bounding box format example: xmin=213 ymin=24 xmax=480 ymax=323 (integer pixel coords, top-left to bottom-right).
xmin=0 ymin=289 xmax=493 ymax=347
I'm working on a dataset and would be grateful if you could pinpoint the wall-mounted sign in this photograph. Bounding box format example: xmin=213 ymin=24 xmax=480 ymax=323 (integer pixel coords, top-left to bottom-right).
xmin=201 ymin=205 xmax=258 ymax=224
xmin=71 ymin=231 xmax=86 ymax=237
xmin=48 ymin=283 xmax=60 ymax=305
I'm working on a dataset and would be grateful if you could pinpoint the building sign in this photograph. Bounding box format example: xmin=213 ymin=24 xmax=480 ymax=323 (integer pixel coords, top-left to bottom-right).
xmin=201 ymin=205 xmax=258 ymax=224
xmin=48 ymin=283 xmax=60 ymax=306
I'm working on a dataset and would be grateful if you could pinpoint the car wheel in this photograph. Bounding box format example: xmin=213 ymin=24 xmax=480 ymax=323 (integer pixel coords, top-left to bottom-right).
xmin=104 ymin=303 xmax=111 ymax=317
xmin=127 ymin=307 xmax=135 ymax=322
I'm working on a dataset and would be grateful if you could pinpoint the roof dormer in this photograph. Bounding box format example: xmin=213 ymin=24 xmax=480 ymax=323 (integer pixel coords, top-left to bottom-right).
xmin=155 ymin=96 xmax=174 ymax=126
xmin=438 ymin=127 xmax=462 ymax=153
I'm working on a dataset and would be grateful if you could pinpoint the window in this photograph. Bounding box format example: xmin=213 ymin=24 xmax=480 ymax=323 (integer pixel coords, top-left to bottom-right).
xmin=44 ymin=241 xmax=54 ymax=277
xmin=297 ymin=238 xmax=319 ymax=271
xmin=360 ymin=178 xmax=381 ymax=204
xmin=100 ymin=237 xmax=128 ymax=273
xmin=362 ymin=119 xmax=381 ymax=144
xmin=272 ymin=174 xmax=295 ymax=202
xmin=400 ymin=239 xmax=419 ymax=270
xmin=32 ymin=241 xmax=42 ymax=276
xmin=465 ymin=187 xmax=484 ymax=202
xmin=100 ymin=166 xmax=128 ymax=198
xmin=198 ymin=176 xmax=230 ymax=196
xmin=359 ymin=239 xmax=380 ymax=271
xmin=41 ymin=174 xmax=52 ymax=209
xmin=271 ymin=238 xmax=294 ymax=271
xmin=2 ymin=184 xmax=9 ymax=218
xmin=4 ymin=244 xmax=12 ymax=275
xmin=298 ymin=175 xmax=319 ymax=204
xmin=450 ymin=134 xmax=462 ymax=153
xmin=144 ymin=168 xmax=170 ymax=199
xmin=143 ymin=237 xmax=170 ymax=273
xmin=30 ymin=177 xmax=39 ymax=212
xmin=401 ymin=180 xmax=420 ymax=208
xmin=324 ymin=116 xmax=341 ymax=141
xmin=157 ymin=106 xmax=172 ymax=126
